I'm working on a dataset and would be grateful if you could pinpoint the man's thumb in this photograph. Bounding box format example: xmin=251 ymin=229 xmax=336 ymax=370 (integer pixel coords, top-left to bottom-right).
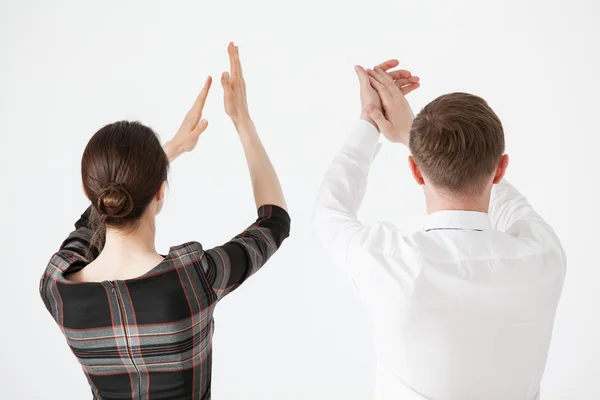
xmin=366 ymin=104 xmax=381 ymax=118
xmin=355 ymin=65 xmax=367 ymax=83
xmin=366 ymin=105 xmax=392 ymax=131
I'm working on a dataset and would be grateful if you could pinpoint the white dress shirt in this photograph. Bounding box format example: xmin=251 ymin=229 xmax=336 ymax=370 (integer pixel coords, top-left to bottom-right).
xmin=313 ymin=120 xmax=566 ymax=400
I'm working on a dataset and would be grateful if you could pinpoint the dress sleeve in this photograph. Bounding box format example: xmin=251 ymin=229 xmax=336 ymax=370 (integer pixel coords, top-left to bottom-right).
xmin=202 ymin=205 xmax=291 ymax=300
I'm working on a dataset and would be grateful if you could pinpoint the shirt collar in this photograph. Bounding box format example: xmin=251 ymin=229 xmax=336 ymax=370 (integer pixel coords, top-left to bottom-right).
xmin=424 ymin=210 xmax=492 ymax=232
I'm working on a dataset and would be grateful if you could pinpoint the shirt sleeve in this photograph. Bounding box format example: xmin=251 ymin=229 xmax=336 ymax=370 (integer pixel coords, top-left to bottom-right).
xmin=312 ymin=120 xmax=382 ymax=268
xmin=202 ymin=204 xmax=291 ymax=300
xmin=489 ymin=179 xmax=566 ymax=261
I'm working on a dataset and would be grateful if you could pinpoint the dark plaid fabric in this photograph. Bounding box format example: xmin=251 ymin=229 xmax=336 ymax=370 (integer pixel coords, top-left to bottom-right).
xmin=40 ymin=205 xmax=290 ymax=400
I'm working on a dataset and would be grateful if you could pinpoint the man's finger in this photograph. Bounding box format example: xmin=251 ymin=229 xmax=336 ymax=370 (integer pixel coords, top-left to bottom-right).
xmin=401 ymin=82 xmax=421 ymax=95
xmin=368 ymin=74 xmax=388 ymax=93
xmin=367 ymin=69 xmax=389 ymax=88
xmin=374 ymin=66 xmax=395 ymax=83
xmin=395 ymin=76 xmax=420 ymax=89
xmin=395 ymin=78 xmax=412 ymax=87
xmin=368 ymin=75 xmax=394 ymax=108
xmin=388 ymin=69 xmax=412 ymax=80
xmin=375 ymin=59 xmax=399 ymax=72
xmin=375 ymin=66 xmax=402 ymax=95
xmin=369 ymin=67 xmax=396 ymax=93
xmin=185 ymin=76 xmax=212 ymax=125
xmin=369 ymin=69 xmax=397 ymax=102
xmin=355 ymin=65 xmax=371 ymax=88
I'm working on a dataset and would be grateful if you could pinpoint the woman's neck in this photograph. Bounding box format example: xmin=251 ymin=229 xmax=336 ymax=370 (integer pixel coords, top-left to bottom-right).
xmin=103 ymin=214 xmax=158 ymax=259
xmin=69 ymin=214 xmax=162 ymax=282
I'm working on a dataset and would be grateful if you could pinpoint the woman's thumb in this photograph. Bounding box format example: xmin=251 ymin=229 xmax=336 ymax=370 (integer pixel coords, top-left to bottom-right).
xmin=221 ymin=71 xmax=230 ymax=86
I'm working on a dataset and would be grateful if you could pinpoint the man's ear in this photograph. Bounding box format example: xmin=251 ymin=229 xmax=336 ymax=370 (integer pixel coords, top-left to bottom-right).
xmin=409 ymin=156 xmax=425 ymax=185
xmin=156 ymin=181 xmax=167 ymax=202
xmin=493 ymin=154 xmax=509 ymax=184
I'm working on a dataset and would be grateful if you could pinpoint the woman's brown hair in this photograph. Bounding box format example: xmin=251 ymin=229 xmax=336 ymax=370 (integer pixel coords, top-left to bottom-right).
xmin=81 ymin=121 xmax=169 ymax=246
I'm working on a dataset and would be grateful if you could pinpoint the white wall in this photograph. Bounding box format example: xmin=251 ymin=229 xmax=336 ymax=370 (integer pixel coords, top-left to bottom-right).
xmin=1 ymin=0 xmax=598 ymax=398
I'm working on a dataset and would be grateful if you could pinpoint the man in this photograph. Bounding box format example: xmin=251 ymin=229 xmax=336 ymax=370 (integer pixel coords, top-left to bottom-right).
xmin=313 ymin=60 xmax=566 ymax=400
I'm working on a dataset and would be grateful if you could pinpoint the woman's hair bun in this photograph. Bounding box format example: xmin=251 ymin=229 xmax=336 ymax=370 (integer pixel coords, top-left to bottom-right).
xmin=97 ymin=183 xmax=134 ymax=218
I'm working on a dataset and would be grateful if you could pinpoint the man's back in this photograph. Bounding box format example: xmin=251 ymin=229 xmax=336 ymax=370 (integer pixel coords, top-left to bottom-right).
xmin=313 ymin=119 xmax=566 ymax=399
xmin=360 ymin=213 xmax=565 ymax=399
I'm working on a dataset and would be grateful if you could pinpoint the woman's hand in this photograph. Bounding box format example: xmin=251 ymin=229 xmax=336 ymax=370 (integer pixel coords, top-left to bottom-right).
xmin=222 ymin=42 xmax=251 ymax=128
xmin=164 ymin=76 xmax=212 ymax=162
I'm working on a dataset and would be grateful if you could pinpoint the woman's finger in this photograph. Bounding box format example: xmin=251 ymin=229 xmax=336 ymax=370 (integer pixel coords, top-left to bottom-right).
xmin=228 ymin=42 xmax=241 ymax=78
xmin=194 ymin=76 xmax=212 ymax=109
xmin=185 ymin=76 xmax=212 ymax=126
xmin=221 ymin=71 xmax=237 ymax=116
xmin=221 ymin=71 xmax=233 ymax=99
xmin=235 ymin=45 xmax=243 ymax=78
xmin=190 ymin=119 xmax=209 ymax=137
xmin=221 ymin=71 xmax=230 ymax=87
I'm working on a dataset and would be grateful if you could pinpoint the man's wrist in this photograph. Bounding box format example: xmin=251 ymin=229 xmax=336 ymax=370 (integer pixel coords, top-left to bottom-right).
xmin=346 ymin=119 xmax=381 ymax=160
xmin=360 ymin=111 xmax=378 ymax=132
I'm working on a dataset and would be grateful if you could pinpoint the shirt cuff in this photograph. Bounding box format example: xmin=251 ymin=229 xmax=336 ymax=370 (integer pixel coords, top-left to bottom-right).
xmin=345 ymin=120 xmax=382 ymax=160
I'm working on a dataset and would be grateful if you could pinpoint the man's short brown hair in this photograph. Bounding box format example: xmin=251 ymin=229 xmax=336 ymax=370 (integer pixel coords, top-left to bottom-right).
xmin=409 ymin=92 xmax=505 ymax=195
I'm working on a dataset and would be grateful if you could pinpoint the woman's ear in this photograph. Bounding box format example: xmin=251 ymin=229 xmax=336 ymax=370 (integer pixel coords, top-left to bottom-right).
xmin=156 ymin=181 xmax=167 ymax=202
xmin=409 ymin=156 xmax=425 ymax=185
xmin=154 ymin=181 xmax=168 ymax=216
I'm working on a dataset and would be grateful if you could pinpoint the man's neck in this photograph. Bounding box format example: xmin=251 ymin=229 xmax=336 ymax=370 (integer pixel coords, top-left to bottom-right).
xmin=424 ymin=186 xmax=492 ymax=214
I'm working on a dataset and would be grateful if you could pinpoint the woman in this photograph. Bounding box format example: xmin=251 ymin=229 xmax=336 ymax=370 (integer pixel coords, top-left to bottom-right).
xmin=39 ymin=43 xmax=290 ymax=399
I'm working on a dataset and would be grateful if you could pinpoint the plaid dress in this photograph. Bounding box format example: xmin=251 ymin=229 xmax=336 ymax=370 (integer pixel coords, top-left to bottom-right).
xmin=40 ymin=205 xmax=290 ymax=400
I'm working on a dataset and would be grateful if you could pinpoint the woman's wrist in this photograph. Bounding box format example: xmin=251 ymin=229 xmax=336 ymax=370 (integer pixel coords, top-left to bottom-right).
xmin=163 ymin=139 xmax=185 ymax=163
xmin=233 ymin=116 xmax=256 ymax=136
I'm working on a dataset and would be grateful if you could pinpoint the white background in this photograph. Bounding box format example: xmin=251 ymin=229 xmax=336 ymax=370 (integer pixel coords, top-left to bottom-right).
xmin=1 ymin=0 xmax=599 ymax=398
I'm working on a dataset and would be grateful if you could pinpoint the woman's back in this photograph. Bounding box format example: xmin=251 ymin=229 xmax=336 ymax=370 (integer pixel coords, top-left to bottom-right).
xmin=67 ymin=252 xmax=165 ymax=283
xmin=41 ymin=206 xmax=290 ymax=399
